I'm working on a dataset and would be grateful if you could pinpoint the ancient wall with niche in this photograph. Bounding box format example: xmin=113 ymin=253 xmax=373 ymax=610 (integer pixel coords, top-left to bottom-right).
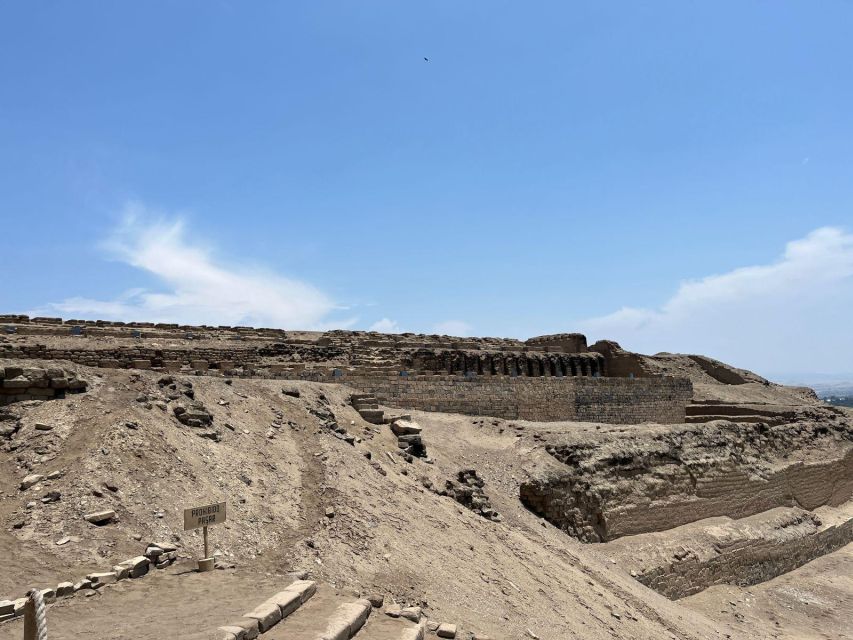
xmin=405 ymin=349 xmax=606 ymax=378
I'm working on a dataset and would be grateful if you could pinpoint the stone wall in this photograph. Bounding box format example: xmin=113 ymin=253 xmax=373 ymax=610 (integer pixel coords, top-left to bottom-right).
xmin=345 ymin=375 xmax=692 ymax=424
xmin=0 ymin=365 xmax=87 ymax=405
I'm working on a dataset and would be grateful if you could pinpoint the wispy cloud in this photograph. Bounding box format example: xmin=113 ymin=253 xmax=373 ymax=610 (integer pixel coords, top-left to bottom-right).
xmin=369 ymin=318 xmax=401 ymax=333
xmin=431 ymin=320 xmax=473 ymax=336
xmin=44 ymin=202 xmax=355 ymax=329
xmin=578 ymin=227 xmax=853 ymax=375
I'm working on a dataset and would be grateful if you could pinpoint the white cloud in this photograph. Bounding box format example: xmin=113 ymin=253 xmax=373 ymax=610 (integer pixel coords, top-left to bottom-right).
xmin=578 ymin=227 xmax=853 ymax=376
xmin=45 ymin=202 xmax=355 ymax=330
xmin=369 ymin=318 xmax=402 ymax=333
xmin=431 ymin=320 xmax=473 ymax=336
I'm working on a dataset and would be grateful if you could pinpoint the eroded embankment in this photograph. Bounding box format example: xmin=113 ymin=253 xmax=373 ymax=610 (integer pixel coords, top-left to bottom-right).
xmin=601 ymin=502 xmax=853 ymax=599
xmin=520 ymin=417 xmax=853 ymax=543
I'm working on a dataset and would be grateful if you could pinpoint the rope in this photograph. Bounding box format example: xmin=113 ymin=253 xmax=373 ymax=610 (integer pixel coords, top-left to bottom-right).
xmin=25 ymin=588 xmax=47 ymax=640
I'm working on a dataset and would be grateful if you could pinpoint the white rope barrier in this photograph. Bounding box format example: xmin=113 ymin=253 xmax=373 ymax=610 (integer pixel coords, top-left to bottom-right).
xmin=24 ymin=588 xmax=47 ymax=640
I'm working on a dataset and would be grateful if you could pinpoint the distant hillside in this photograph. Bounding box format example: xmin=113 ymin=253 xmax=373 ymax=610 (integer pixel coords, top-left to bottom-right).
xmin=767 ymin=374 xmax=853 ymax=400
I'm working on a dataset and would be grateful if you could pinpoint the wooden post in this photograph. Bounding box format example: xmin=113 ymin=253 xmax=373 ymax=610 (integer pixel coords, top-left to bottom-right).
xmin=203 ymin=525 xmax=209 ymax=559
xmin=23 ymin=598 xmax=36 ymax=640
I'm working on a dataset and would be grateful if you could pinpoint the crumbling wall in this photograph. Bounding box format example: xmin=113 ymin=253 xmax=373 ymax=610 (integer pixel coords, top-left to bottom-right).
xmin=588 ymin=340 xmax=650 ymax=378
xmin=0 ymin=365 xmax=87 ymax=405
xmin=526 ymin=333 xmax=589 ymax=353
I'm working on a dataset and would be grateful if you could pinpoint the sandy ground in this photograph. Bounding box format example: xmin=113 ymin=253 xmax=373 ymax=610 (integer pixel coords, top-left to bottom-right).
xmin=0 ymin=561 xmax=295 ymax=640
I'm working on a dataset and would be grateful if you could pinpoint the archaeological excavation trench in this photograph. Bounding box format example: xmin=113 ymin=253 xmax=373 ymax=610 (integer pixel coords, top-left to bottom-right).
xmin=520 ymin=413 xmax=853 ymax=599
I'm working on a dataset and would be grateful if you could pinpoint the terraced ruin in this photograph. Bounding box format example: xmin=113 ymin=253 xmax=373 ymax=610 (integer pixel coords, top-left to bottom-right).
xmin=0 ymin=314 xmax=850 ymax=639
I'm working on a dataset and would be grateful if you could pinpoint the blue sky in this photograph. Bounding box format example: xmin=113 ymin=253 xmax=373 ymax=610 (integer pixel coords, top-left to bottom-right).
xmin=1 ymin=2 xmax=852 ymax=376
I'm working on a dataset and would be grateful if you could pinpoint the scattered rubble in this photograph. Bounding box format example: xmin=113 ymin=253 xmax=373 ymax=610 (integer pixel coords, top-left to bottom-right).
xmin=439 ymin=469 xmax=502 ymax=522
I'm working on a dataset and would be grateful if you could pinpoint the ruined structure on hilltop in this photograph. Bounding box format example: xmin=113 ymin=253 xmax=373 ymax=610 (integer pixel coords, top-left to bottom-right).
xmin=0 ymin=315 xmax=700 ymax=424
xmin=0 ymin=314 xmax=806 ymax=426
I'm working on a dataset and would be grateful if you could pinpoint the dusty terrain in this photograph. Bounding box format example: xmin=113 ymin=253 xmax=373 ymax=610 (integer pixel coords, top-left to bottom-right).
xmin=0 ymin=324 xmax=850 ymax=639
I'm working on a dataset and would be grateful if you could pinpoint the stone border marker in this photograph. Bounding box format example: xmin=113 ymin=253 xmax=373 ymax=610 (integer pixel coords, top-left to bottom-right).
xmin=220 ymin=580 xmax=316 ymax=639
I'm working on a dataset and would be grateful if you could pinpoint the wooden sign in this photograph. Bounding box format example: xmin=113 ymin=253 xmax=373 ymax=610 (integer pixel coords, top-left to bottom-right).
xmin=183 ymin=501 xmax=227 ymax=531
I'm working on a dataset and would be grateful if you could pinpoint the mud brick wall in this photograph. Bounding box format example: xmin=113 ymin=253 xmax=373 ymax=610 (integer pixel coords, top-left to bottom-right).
xmin=346 ymin=375 xmax=692 ymax=424
xmin=637 ymin=512 xmax=853 ymax=599
xmin=0 ymin=344 xmax=261 ymax=372
xmin=0 ymin=365 xmax=87 ymax=406
xmin=572 ymin=377 xmax=691 ymax=423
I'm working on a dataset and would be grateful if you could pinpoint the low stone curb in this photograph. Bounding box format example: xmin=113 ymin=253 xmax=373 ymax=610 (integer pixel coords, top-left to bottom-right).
xmin=319 ymin=598 xmax=372 ymax=640
xmin=0 ymin=542 xmax=178 ymax=623
xmin=217 ymin=580 xmax=317 ymax=640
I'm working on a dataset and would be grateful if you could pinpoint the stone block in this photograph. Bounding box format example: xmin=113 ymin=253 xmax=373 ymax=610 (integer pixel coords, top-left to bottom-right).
xmin=56 ymin=582 xmax=74 ymax=597
xmin=0 ymin=600 xmax=13 ymax=616
xmin=87 ymin=571 xmax=118 ymax=587
xmin=227 ymin=618 xmax=259 ymax=640
xmin=391 ymin=419 xmax=422 ymax=436
xmin=320 ymin=600 xmax=372 ymax=640
xmin=401 ymin=621 xmax=426 ymax=640
xmin=84 ymin=510 xmax=116 ymax=525
xmin=13 ymin=598 xmax=27 ymax=616
xmin=20 ymin=474 xmax=44 ymax=490
xmin=400 ymin=606 xmax=421 ymax=622
xmin=3 ymin=377 xmax=31 ymax=389
xmin=285 ymin=579 xmax=317 ymax=603
xmin=266 ymin=590 xmax=301 ymax=618
xmin=150 ymin=540 xmax=178 ymax=552
xmin=437 ymin=623 xmax=458 ymax=638
xmin=218 ymin=626 xmax=246 ymax=640
xmin=243 ymin=601 xmax=282 ymax=632
xmin=117 ymin=556 xmax=150 ymax=578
